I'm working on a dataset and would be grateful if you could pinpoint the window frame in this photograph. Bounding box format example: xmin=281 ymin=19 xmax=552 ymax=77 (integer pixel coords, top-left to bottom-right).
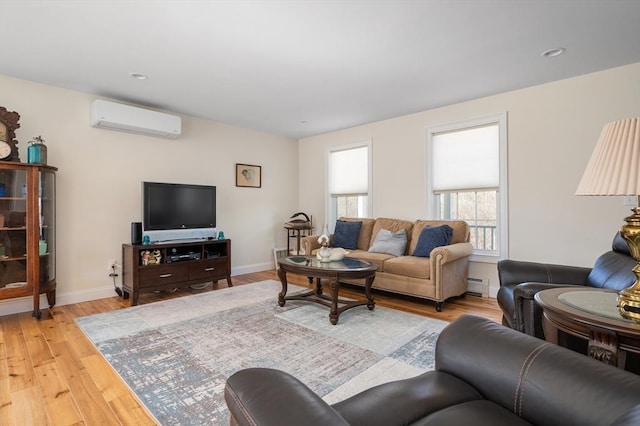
xmin=426 ymin=113 xmax=508 ymax=262
xmin=326 ymin=139 xmax=373 ymax=232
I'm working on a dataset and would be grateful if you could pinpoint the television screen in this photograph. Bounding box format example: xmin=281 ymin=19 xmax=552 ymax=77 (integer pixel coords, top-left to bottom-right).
xmin=143 ymin=182 xmax=216 ymax=231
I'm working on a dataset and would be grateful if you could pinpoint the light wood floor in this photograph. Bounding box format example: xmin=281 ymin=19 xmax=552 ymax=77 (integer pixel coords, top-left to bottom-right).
xmin=0 ymin=270 xmax=502 ymax=425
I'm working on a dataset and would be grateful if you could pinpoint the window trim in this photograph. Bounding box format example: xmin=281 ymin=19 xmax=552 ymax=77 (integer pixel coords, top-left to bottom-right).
xmin=426 ymin=113 xmax=508 ymax=262
xmin=326 ymin=139 xmax=373 ymax=231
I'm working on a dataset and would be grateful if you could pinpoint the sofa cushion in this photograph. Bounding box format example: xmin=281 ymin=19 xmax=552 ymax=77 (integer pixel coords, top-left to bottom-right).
xmin=339 ymin=217 xmax=376 ymax=251
xmin=383 ymin=256 xmax=430 ymax=279
xmin=409 ymin=220 xmax=469 ymax=254
xmin=418 ymin=400 xmax=531 ymax=426
xmin=370 ymin=218 xmax=414 ymax=253
xmin=413 ymin=225 xmax=454 ymax=257
xmin=346 ymin=249 xmax=394 ymax=271
xmin=332 ymin=220 xmax=362 ymax=250
xmin=368 ymin=229 xmax=408 ymax=257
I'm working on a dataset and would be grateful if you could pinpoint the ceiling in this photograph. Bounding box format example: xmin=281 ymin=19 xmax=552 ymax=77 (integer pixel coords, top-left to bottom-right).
xmin=1 ymin=1 xmax=639 ymax=139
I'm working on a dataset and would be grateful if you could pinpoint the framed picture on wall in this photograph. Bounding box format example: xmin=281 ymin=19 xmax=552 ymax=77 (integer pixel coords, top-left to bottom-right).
xmin=236 ymin=163 xmax=262 ymax=188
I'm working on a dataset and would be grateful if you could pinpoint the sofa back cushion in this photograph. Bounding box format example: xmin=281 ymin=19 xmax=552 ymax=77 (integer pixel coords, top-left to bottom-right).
xmin=409 ymin=220 xmax=469 ymax=254
xmin=339 ymin=217 xmax=376 ymax=251
xmin=370 ymin=218 xmax=414 ymax=255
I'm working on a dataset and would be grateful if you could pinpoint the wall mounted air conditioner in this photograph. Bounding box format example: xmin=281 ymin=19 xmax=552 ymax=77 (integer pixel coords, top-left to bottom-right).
xmin=90 ymin=99 xmax=182 ymax=139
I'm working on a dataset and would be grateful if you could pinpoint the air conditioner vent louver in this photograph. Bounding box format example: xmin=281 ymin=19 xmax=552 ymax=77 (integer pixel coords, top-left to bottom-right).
xmin=90 ymin=99 xmax=181 ymax=139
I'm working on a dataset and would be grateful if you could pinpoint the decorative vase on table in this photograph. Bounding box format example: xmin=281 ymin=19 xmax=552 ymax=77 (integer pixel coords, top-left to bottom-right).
xmin=317 ymin=224 xmax=332 ymax=263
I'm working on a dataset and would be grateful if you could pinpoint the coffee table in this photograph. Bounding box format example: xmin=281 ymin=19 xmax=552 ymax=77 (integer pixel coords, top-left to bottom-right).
xmin=535 ymin=287 xmax=640 ymax=370
xmin=277 ymin=255 xmax=377 ymax=325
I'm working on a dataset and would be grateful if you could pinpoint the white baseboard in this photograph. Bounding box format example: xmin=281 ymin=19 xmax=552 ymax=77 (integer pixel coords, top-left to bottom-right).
xmin=0 ymin=262 xmax=275 ymax=317
xmin=0 ymin=286 xmax=117 ymax=317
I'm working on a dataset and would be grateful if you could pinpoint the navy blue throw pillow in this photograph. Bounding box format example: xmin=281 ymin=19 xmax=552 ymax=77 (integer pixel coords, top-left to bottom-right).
xmin=412 ymin=225 xmax=453 ymax=257
xmin=332 ymin=220 xmax=362 ymax=250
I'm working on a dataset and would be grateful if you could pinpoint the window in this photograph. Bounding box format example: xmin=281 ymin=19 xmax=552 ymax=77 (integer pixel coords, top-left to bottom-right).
xmin=327 ymin=141 xmax=372 ymax=230
xmin=427 ymin=114 xmax=508 ymax=259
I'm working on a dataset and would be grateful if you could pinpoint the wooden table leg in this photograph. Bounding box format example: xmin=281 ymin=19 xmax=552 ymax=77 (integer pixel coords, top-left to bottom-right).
xmin=329 ymin=274 xmax=340 ymax=325
xmin=542 ymin=314 xmax=559 ymax=344
xmin=588 ymin=325 xmax=620 ymax=367
xmin=277 ymin=267 xmax=288 ymax=307
xmin=364 ymin=274 xmax=376 ymax=310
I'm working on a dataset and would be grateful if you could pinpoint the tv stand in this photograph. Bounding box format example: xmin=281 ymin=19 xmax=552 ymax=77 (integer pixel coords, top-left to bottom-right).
xmin=122 ymin=239 xmax=232 ymax=305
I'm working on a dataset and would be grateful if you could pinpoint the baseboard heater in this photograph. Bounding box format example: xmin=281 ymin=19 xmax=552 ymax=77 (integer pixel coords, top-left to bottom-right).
xmin=467 ymin=277 xmax=489 ymax=297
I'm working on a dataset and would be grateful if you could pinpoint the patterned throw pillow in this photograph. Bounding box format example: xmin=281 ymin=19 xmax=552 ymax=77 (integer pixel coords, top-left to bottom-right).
xmin=332 ymin=220 xmax=362 ymax=250
xmin=368 ymin=229 xmax=407 ymax=257
xmin=412 ymin=225 xmax=453 ymax=257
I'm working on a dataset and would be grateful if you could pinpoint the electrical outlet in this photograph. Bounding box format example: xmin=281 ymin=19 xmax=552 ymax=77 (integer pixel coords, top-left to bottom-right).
xmin=107 ymin=259 xmax=118 ymax=271
xmin=624 ymin=196 xmax=638 ymax=206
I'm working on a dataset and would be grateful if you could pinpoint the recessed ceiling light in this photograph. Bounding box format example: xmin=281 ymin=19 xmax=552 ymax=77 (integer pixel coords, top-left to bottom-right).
xmin=129 ymin=72 xmax=148 ymax=80
xmin=541 ymin=48 xmax=566 ymax=58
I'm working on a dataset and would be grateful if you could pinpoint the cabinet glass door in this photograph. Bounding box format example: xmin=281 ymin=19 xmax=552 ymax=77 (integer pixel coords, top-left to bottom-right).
xmin=39 ymin=170 xmax=55 ymax=286
xmin=0 ymin=168 xmax=28 ymax=292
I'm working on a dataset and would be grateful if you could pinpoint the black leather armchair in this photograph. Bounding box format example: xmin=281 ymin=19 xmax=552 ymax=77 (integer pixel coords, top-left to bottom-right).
xmin=225 ymin=315 xmax=640 ymax=426
xmin=497 ymin=233 xmax=636 ymax=339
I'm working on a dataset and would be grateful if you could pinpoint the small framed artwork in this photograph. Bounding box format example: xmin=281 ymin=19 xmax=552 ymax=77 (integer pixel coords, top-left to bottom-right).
xmin=236 ymin=163 xmax=262 ymax=188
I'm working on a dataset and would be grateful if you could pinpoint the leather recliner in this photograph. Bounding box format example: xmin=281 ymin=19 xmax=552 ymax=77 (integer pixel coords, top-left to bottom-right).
xmin=497 ymin=232 xmax=636 ymax=339
xmin=225 ymin=315 xmax=640 ymax=426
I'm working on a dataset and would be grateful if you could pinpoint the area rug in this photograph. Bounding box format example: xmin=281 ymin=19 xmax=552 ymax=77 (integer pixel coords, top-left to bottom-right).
xmin=76 ymin=280 xmax=447 ymax=425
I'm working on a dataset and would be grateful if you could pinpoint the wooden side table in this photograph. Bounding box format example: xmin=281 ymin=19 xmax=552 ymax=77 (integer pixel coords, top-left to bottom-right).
xmin=284 ymin=223 xmax=312 ymax=255
xmin=535 ymin=287 xmax=640 ymax=371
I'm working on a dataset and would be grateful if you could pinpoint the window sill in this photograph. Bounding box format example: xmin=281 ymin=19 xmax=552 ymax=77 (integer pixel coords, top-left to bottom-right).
xmin=470 ymin=252 xmax=500 ymax=264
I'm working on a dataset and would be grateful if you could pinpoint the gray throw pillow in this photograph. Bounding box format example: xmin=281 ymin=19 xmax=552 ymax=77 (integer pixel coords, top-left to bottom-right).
xmin=368 ymin=228 xmax=407 ymax=257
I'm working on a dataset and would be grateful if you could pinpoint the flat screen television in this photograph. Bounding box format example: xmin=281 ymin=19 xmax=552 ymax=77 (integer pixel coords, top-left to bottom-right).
xmin=142 ymin=181 xmax=216 ymax=241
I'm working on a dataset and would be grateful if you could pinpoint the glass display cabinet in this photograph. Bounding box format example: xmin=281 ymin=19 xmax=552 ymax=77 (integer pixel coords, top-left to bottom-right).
xmin=0 ymin=162 xmax=57 ymax=318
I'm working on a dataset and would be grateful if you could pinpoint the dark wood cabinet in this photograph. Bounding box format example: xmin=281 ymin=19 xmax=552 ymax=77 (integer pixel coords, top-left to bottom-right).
xmin=0 ymin=161 xmax=57 ymax=318
xmin=122 ymin=239 xmax=232 ymax=305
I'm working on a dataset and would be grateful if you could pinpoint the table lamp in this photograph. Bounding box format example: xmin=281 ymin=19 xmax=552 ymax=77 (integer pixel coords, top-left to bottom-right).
xmin=576 ymin=117 xmax=640 ymax=320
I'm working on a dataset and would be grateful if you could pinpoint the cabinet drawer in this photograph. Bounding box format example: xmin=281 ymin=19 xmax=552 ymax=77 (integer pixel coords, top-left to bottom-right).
xmin=188 ymin=258 xmax=227 ymax=280
xmin=139 ymin=265 xmax=188 ymax=287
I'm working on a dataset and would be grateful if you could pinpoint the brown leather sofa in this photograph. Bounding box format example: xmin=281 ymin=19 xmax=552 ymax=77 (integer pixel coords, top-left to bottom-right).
xmin=497 ymin=232 xmax=636 ymax=339
xmin=225 ymin=314 xmax=640 ymax=426
xmin=301 ymin=217 xmax=473 ymax=311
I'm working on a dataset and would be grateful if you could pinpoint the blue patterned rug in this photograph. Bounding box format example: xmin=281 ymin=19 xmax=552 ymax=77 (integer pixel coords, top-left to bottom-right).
xmin=76 ymin=280 xmax=447 ymax=425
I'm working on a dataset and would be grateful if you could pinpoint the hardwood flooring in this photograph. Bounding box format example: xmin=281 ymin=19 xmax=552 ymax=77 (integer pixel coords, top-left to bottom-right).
xmin=0 ymin=270 xmax=502 ymax=425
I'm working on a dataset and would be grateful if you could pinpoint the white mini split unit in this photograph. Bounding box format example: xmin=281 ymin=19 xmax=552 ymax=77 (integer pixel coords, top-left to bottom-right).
xmin=90 ymin=99 xmax=182 ymax=139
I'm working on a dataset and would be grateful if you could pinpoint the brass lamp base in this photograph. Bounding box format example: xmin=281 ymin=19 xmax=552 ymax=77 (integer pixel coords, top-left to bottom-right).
xmin=618 ymin=207 xmax=640 ymax=321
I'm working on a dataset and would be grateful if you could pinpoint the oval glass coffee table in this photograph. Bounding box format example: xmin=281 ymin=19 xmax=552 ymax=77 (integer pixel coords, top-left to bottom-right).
xmin=277 ymin=255 xmax=378 ymax=325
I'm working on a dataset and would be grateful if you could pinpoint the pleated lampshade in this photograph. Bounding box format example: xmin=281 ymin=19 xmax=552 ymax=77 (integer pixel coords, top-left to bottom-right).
xmin=576 ymin=118 xmax=640 ymax=196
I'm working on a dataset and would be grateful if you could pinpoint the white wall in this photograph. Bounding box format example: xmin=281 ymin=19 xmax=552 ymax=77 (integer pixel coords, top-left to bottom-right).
xmin=298 ymin=63 xmax=640 ymax=296
xmin=1 ymin=63 xmax=638 ymax=314
xmin=0 ymin=75 xmax=298 ymax=315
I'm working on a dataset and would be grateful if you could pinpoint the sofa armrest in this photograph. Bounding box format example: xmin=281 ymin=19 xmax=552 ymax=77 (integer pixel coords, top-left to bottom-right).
xmin=437 ymin=315 xmax=640 ymax=426
xmin=429 ymin=242 xmax=474 ymax=264
xmin=225 ymin=368 xmax=349 ymax=426
xmin=498 ymin=259 xmax=591 ymax=288
xmin=513 ymin=282 xmax=581 ymax=335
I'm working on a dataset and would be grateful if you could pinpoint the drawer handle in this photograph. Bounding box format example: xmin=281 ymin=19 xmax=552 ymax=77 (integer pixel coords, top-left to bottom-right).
xmin=159 ymin=273 xmax=172 ymax=278
xmin=205 ymin=267 xmax=215 ymax=271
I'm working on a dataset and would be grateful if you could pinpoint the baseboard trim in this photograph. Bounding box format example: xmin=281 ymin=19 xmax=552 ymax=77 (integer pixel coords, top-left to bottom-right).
xmin=0 ymin=262 xmax=275 ymax=317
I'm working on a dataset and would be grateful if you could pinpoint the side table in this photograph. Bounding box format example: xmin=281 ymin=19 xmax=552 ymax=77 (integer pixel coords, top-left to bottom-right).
xmin=535 ymin=287 xmax=640 ymax=372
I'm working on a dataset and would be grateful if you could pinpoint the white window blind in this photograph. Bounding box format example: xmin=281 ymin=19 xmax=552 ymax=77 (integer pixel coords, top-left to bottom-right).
xmin=329 ymin=146 xmax=368 ymax=195
xmin=432 ymin=124 xmax=499 ymax=191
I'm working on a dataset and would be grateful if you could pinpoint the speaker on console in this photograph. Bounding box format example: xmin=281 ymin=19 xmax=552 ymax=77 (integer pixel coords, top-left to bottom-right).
xmin=131 ymin=222 xmax=142 ymax=245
